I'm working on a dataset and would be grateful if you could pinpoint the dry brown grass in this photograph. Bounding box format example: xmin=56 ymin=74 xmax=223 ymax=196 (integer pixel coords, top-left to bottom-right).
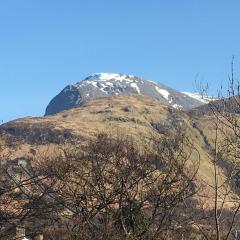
xmin=1 ymin=94 xmax=238 ymax=209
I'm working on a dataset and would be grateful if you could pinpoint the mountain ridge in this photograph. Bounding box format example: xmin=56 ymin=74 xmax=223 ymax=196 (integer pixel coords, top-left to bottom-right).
xmin=45 ymin=72 xmax=211 ymax=115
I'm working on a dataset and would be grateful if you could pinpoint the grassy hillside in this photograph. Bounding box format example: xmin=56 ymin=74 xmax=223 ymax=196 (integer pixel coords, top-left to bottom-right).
xmin=0 ymin=95 xmax=229 ymax=207
xmin=2 ymin=94 xmax=240 ymax=239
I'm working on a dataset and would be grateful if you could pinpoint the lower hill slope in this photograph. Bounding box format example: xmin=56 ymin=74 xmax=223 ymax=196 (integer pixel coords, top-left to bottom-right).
xmin=0 ymin=95 xmax=229 ymax=208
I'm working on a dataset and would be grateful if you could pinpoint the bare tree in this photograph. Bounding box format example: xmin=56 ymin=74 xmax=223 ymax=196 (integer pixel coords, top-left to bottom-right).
xmin=0 ymin=121 xmax=199 ymax=239
xmin=187 ymin=58 xmax=240 ymax=240
xmin=34 ymin=129 xmax=199 ymax=240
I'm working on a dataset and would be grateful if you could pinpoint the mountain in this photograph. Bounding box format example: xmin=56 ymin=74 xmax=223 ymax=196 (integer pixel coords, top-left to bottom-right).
xmin=45 ymin=73 xmax=210 ymax=115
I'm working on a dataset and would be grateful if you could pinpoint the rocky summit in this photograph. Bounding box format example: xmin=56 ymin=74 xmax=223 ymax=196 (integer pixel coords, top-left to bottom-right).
xmin=45 ymin=73 xmax=211 ymax=115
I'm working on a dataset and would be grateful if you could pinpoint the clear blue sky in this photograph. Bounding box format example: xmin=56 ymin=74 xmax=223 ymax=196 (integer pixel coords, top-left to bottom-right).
xmin=1 ymin=1 xmax=240 ymax=123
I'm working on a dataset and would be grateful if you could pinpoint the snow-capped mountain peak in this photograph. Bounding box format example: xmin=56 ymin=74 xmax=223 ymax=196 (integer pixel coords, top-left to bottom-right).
xmin=45 ymin=73 xmax=212 ymax=115
xmin=83 ymin=73 xmax=136 ymax=82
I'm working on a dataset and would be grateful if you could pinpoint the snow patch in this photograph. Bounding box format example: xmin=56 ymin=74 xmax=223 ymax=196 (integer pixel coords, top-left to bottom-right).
xmin=99 ymin=87 xmax=108 ymax=94
xmin=172 ymin=103 xmax=183 ymax=110
xmin=85 ymin=73 xmax=135 ymax=83
xmin=147 ymin=79 xmax=157 ymax=84
xmin=168 ymin=98 xmax=173 ymax=104
xmin=104 ymin=82 xmax=114 ymax=87
xmin=130 ymin=83 xmax=140 ymax=94
xmin=182 ymin=92 xmax=216 ymax=104
xmin=155 ymin=86 xmax=170 ymax=100
xmin=91 ymin=81 xmax=98 ymax=88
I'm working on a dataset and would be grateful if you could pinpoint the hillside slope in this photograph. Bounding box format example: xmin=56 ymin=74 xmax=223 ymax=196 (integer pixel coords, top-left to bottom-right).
xmin=0 ymin=95 xmax=224 ymax=207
